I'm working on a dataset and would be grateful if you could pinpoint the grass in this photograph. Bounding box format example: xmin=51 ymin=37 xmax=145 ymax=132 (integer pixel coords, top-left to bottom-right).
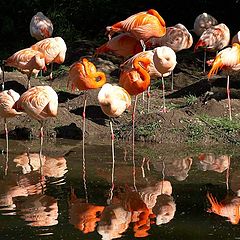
xmin=183 ymin=115 xmax=240 ymax=144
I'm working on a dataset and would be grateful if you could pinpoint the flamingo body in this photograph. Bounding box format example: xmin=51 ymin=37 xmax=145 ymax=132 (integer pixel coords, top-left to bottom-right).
xmin=194 ymin=23 xmax=230 ymax=52
xmin=98 ymin=83 xmax=131 ymax=118
xmin=5 ymin=48 xmax=46 ymax=79
xmin=14 ymin=86 xmax=58 ymax=121
xmin=193 ymin=12 xmax=218 ymax=36
xmin=31 ymin=37 xmax=67 ymax=65
xmin=208 ymin=43 xmax=240 ymax=78
xmin=30 ymin=12 xmax=53 ymax=40
xmin=95 ymin=33 xmax=142 ymax=58
xmin=106 ymin=9 xmax=166 ymax=42
xmin=146 ymin=23 xmax=193 ymax=52
xmin=119 ymin=56 xmax=151 ymax=95
xmin=68 ymin=58 xmax=106 ymax=91
xmin=0 ymin=90 xmax=22 ymax=118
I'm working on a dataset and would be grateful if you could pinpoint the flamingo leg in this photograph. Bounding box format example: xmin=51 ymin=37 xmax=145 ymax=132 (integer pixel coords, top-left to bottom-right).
xmin=39 ymin=122 xmax=44 ymax=175
xmin=203 ymin=49 xmax=206 ymax=73
xmin=108 ymin=118 xmax=115 ymax=204
xmin=226 ymin=156 xmax=230 ymax=192
xmin=140 ymin=40 xmax=146 ymax=52
xmin=82 ymin=91 xmax=88 ymax=202
xmin=4 ymin=118 xmax=8 ymax=176
xmin=171 ymin=71 xmax=174 ymax=92
xmin=2 ymin=61 xmax=5 ymax=91
xmin=147 ymin=85 xmax=151 ymax=113
xmin=49 ymin=62 xmax=53 ymax=80
xmin=226 ymin=75 xmax=232 ymax=121
xmin=27 ymin=74 xmax=31 ymax=89
xmin=161 ymin=76 xmax=167 ymax=112
xmin=132 ymin=95 xmax=138 ymax=191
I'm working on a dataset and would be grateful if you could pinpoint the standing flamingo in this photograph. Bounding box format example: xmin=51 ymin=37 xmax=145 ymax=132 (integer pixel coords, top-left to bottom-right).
xmin=95 ymin=33 xmax=142 ymax=59
xmin=193 ymin=12 xmax=218 ymax=37
xmin=4 ymin=48 xmax=46 ymax=89
xmin=30 ymin=12 xmax=53 ymax=41
xmin=31 ymin=37 xmax=67 ymax=79
xmin=106 ymin=9 xmax=166 ymax=51
xmin=146 ymin=23 xmax=193 ymax=90
xmin=13 ymin=86 xmax=58 ymax=171
xmin=194 ymin=23 xmax=230 ymax=72
xmin=68 ymin=58 xmax=106 ymax=184
xmin=208 ymin=43 xmax=240 ymax=120
xmin=0 ymin=89 xmax=22 ymax=174
xmin=119 ymin=56 xmax=151 ymax=189
xmin=98 ymin=83 xmax=131 ymax=201
xmin=121 ymin=47 xmax=177 ymax=112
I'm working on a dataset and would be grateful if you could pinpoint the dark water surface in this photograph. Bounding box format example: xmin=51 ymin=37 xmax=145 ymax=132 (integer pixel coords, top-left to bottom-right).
xmin=0 ymin=138 xmax=240 ymax=240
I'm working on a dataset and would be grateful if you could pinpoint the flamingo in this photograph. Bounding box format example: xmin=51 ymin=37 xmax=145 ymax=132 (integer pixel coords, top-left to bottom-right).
xmin=208 ymin=43 xmax=240 ymax=120
xmin=13 ymin=85 xmax=58 ymax=172
xmin=231 ymin=31 xmax=240 ymax=44
xmin=4 ymin=48 xmax=46 ymax=89
xmin=98 ymin=83 xmax=131 ymax=201
xmin=193 ymin=12 xmax=218 ymax=37
xmin=31 ymin=36 xmax=67 ymax=79
xmin=146 ymin=23 xmax=193 ymax=90
xmin=106 ymin=9 xmax=166 ymax=51
xmin=194 ymin=23 xmax=230 ymax=72
xmin=0 ymin=89 xmax=22 ymax=174
xmin=95 ymin=32 xmax=142 ymax=59
xmin=68 ymin=58 xmax=106 ymax=181
xmin=30 ymin=12 xmax=53 ymax=41
xmin=119 ymin=56 xmax=151 ymax=189
xmin=122 ymin=46 xmax=177 ymax=112
xmin=207 ymin=192 xmax=240 ymax=225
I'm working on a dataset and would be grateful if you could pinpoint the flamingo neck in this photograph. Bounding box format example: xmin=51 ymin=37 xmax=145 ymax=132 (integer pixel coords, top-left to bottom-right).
xmin=147 ymin=9 xmax=165 ymax=27
xmin=92 ymin=72 xmax=106 ymax=88
xmin=133 ymin=57 xmax=150 ymax=88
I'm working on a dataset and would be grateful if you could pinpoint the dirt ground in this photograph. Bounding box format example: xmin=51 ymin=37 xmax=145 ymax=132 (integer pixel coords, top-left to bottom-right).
xmin=1 ymin=40 xmax=240 ymax=145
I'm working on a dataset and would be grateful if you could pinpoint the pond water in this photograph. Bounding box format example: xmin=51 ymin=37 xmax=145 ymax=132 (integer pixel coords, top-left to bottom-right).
xmin=0 ymin=138 xmax=240 ymax=240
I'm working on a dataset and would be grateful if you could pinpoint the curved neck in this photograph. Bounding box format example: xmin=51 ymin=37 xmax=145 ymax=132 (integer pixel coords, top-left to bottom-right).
xmin=133 ymin=57 xmax=150 ymax=87
xmin=147 ymin=9 xmax=165 ymax=27
xmin=93 ymin=71 xmax=106 ymax=88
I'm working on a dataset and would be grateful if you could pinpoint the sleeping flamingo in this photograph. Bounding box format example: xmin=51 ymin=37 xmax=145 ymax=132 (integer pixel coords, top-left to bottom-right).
xmin=68 ymin=58 xmax=106 ymax=179
xmin=194 ymin=23 xmax=230 ymax=72
xmin=4 ymin=48 xmax=46 ymax=89
xmin=95 ymin=32 xmax=142 ymax=59
xmin=31 ymin=36 xmax=67 ymax=79
xmin=98 ymin=83 xmax=131 ymax=201
xmin=0 ymin=89 xmax=22 ymax=174
xmin=106 ymin=9 xmax=166 ymax=51
xmin=30 ymin=12 xmax=53 ymax=41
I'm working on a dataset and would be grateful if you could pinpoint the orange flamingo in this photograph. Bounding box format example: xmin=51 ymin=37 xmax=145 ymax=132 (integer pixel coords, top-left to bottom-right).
xmin=95 ymin=32 xmax=142 ymax=59
xmin=146 ymin=23 xmax=192 ymax=90
xmin=120 ymin=46 xmax=177 ymax=112
xmin=207 ymin=192 xmax=240 ymax=225
xmin=98 ymin=83 xmax=131 ymax=201
xmin=120 ymin=56 xmax=151 ymax=189
xmin=30 ymin=12 xmax=53 ymax=41
xmin=31 ymin=36 xmax=67 ymax=79
xmin=208 ymin=43 xmax=240 ymax=120
xmin=13 ymin=86 xmax=58 ymax=170
xmin=194 ymin=23 xmax=230 ymax=72
xmin=68 ymin=58 xmax=106 ymax=179
xmin=193 ymin=12 xmax=218 ymax=37
xmin=106 ymin=9 xmax=166 ymax=51
xmin=4 ymin=48 xmax=46 ymax=89
xmin=0 ymin=89 xmax=22 ymax=174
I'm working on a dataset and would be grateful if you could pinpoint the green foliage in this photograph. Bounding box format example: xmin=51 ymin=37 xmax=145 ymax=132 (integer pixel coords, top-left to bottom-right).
xmin=184 ymin=94 xmax=198 ymax=106
xmin=135 ymin=121 xmax=160 ymax=138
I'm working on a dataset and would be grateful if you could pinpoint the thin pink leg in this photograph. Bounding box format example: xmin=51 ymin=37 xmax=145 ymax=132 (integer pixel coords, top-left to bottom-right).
xmin=4 ymin=118 xmax=8 ymax=176
xmin=226 ymin=75 xmax=232 ymax=120
xmin=161 ymin=76 xmax=167 ymax=113
xmin=132 ymin=95 xmax=138 ymax=191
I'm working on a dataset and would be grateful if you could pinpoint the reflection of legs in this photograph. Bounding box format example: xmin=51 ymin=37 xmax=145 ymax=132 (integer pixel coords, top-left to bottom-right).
xmin=108 ymin=118 xmax=115 ymax=203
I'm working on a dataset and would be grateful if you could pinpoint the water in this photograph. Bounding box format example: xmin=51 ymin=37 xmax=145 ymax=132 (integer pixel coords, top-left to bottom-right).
xmin=0 ymin=138 xmax=240 ymax=239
